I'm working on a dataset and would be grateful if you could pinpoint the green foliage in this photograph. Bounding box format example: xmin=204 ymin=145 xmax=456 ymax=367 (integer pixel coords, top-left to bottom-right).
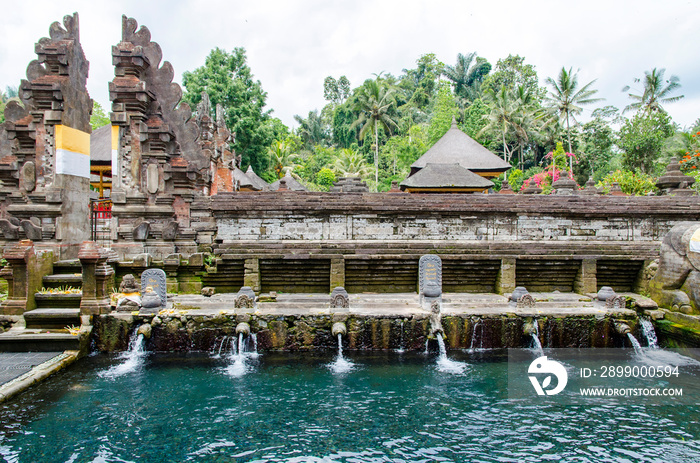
xmin=400 ymin=53 xmax=444 ymax=111
xmin=427 ymin=83 xmax=458 ymax=146
xmin=618 ymin=110 xmax=674 ymax=173
xmin=267 ymin=138 xmax=301 ymax=179
xmin=596 ymin=170 xmax=657 ymax=196
xmin=90 ymin=101 xmax=111 ymax=130
xmin=182 ymin=47 xmax=273 ymax=174
xmin=316 ymin=168 xmax=336 ymax=190
xmin=545 ymin=67 xmax=603 ymax=154
xmin=380 ymin=124 xmax=429 ymax=177
xmin=482 ymin=54 xmax=545 ymax=102
xmin=294 ymin=109 xmax=329 ymax=149
xmin=623 ymin=68 xmax=684 ymax=114
xmin=511 ymin=166 xmax=544 ymax=191
xmin=333 ymin=148 xmax=372 ymax=178
xmin=443 ymin=52 xmax=491 ymax=105
xmin=573 ymin=110 xmax=618 ymax=184
xmin=324 ymin=76 xmax=351 ymax=105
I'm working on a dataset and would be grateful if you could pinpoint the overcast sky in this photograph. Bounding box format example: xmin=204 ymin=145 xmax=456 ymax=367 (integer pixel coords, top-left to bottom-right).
xmin=2 ymin=0 xmax=699 ymax=130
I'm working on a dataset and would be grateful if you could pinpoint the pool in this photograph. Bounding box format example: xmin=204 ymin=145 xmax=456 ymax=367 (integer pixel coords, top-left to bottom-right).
xmin=0 ymin=348 xmax=698 ymax=462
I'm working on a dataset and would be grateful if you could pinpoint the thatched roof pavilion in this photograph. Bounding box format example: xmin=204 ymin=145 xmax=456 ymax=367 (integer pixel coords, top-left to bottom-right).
xmin=409 ymin=118 xmax=510 ymax=179
xmin=400 ymin=163 xmax=493 ymax=193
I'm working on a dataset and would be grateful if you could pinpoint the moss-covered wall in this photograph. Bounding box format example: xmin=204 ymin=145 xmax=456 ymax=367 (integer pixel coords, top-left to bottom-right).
xmin=92 ymin=312 xmax=636 ymax=353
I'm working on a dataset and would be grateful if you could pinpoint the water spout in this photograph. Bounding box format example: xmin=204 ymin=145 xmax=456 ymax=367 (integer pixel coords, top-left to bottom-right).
xmin=236 ymin=322 xmax=251 ymax=336
xmin=329 ymin=332 xmax=354 ymax=374
xmin=614 ymin=322 xmax=631 ymax=335
xmin=436 ymin=333 xmax=467 ymax=375
xmin=224 ymin=331 xmax=258 ymax=377
xmin=524 ymin=320 xmax=543 ymax=356
xmin=100 ymin=331 xmax=146 ymax=378
xmin=640 ymin=318 xmax=659 ymax=348
xmin=469 ymin=319 xmax=483 ymax=350
xmin=331 ymin=322 xmax=347 ymax=337
xmin=429 ymin=301 xmax=443 ymax=336
xmin=627 ymin=332 xmax=643 ymax=355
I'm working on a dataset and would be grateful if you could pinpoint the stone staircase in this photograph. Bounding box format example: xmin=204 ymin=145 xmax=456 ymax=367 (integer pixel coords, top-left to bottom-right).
xmin=0 ymin=260 xmax=90 ymax=352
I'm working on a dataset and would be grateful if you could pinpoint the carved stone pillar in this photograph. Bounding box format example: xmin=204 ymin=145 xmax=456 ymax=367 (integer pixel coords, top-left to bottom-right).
xmin=79 ymin=241 xmax=115 ymax=315
xmin=1 ymin=240 xmax=36 ymax=314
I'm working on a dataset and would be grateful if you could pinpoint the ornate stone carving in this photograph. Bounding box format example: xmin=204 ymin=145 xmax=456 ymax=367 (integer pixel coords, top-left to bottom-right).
xmin=419 ymin=255 xmax=442 ymax=298
xmin=517 ymin=294 xmax=536 ymax=308
xmin=234 ymin=294 xmax=255 ymax=309
xmin=234 ymin=286 xmax=256 ymax=309
xmin=330 ymin=286 xmax=350 ymax=309
xmin=605 ymin=295 xmax=626 ymax=309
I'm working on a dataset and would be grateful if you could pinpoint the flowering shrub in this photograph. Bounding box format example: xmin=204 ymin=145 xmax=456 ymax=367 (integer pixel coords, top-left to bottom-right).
xmin=520 ymin=142 xmax=576 ymax=194
xmin=679 ymin=131 xmax=700 ymax=173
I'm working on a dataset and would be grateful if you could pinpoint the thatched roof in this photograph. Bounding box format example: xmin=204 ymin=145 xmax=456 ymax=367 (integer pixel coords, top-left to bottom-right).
xmin=245 ymin=166 xmax=270 ymax=191
xmin=410 ymin=118 xmax=510 ymax=175
xmin=232 ymin=167 xmax=257 ymax=190
xmin=90 ymin=124 xmax=111 ymax=164
xmin=400 ymin=163 xmax=494 ymax=191
xmin=270 ymin=173 xmax=308 ymax=191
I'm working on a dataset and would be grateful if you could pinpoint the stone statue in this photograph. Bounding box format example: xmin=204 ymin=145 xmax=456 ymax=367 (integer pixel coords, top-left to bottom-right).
xmin=650 ymin=222 xmax=700 ymax=314
xmin=115 ymin=274 xmax=141 ymax=312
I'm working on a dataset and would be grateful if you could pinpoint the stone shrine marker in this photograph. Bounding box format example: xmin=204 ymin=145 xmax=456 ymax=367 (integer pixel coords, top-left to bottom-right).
xmin=141 ymin=268 xmax=167 ymax=307
xmin=419 ymin=255 xmax=442 ymax=298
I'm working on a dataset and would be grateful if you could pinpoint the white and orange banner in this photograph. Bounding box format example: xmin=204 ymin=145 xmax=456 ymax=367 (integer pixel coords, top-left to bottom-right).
xmin=55 ymin=124 xmax=90 ymax=178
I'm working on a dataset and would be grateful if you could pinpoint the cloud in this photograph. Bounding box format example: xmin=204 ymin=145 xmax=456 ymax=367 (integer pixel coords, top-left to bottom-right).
xmin=1 ymin=0 xmax=698 ymax=130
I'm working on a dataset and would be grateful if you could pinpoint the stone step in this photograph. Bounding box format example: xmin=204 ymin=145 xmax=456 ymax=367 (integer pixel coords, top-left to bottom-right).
xmin=52 ymin=259 xmax=82 ymax=274
xmin=42 ymin=273 xmax=83 ymax=288
xmin=23 ymin=309 xmax=81 ymax=330
xmin=0 ymin=331 xmax=83 ymax=352
xmin=34 ymin=293 xmax=82 ymax=309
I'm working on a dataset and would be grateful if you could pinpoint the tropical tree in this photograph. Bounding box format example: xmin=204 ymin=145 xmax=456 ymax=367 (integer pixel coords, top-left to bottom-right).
xmin=90 ymin=101 xmax=111 ymax=130
xmin=268 ymin=139 xmax=301 ymax=179
xmin=443 ymin=52 xmax=491 ymax=105
xmin=182 ymin=47 xmax=273 ymax=174
xmin=323 ymin=76 xmax=351 ymax=105
xmin=622 ymin=68 xmax=684 ymax=114
xmin=333 ymin=148 xmax=373 ymax=178
xmin=351 ymin=77 xmax=398 ymax=186
xmin=293 ymin=109 xmax=329 ymax=149
xmin=480 ymin=86 xmax=519 ymax=165
xmin=545 ymin=67 xmax=604 ymax=166
xmin=618 ymin=110 xmax=674 ymax=173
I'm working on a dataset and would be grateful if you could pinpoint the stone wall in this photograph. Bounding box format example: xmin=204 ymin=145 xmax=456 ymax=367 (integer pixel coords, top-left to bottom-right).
xmin=207 ymin=193 xmax=697 ymax=243
xmin=93 ymin=311 xmax=637 ymax=352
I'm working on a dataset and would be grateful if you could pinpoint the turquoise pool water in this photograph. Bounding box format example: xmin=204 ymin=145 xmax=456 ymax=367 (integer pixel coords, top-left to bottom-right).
xmin=0 ymin=349 xmax=698 ymax=462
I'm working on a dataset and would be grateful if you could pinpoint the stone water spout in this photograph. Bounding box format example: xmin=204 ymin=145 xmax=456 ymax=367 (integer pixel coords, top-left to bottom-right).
xmin=136 ymin=323 xmax=152 ymax=339
xmin=429 ymin=301 xmax=443 ymax=336
xmin=331 ymin=322 xmax=347 ymax=337
xmin=236 ymin=322 xmax=251 ymax=337
xmin=522 ymin=320 xmax=538 ymax=336
xmin=614 ymin=322 xmax=631 ymax=335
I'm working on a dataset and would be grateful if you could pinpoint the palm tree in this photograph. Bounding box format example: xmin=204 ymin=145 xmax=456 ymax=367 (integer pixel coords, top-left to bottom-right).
xmin=293 ymin=109 xmax=329 ymax=148
xmin=333 ymin=148 xmax=373 ymax=178
xmin=268 ymin=140 xmax=301 ymax=179
xmin=351 ymin=78 xmax=398 ymax=186
xmin=443 ymin=52 xmax=491 ymax=105
xmin=622 ymin=68 xmax=684 ymax=114
xmin=479 ymin=86 xmax=519 ymax=166
xmin=545 ymin=67 xmax=603 ymax=165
